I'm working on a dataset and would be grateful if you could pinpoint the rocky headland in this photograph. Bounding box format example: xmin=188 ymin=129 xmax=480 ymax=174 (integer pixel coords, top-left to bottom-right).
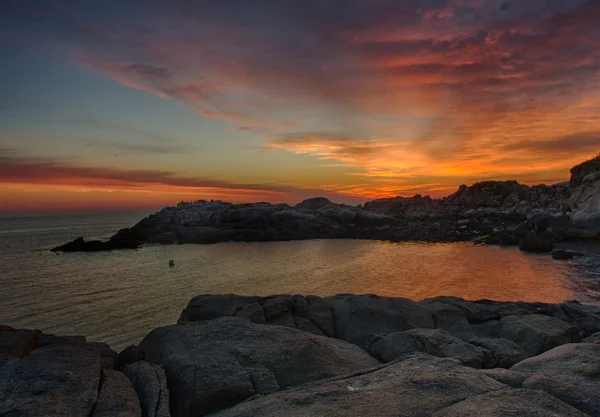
xmin=53 ymin=156 xmax=600 ymax=253
xmin=3 ymin=293 xmax=600 ymax=416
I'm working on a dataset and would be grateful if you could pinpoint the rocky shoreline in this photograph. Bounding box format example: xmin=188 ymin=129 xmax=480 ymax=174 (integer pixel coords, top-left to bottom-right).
xmin=2 ymin=293 xmax=600 ymax=416
xmin=52 ymin=157 xmax=600 ymax=254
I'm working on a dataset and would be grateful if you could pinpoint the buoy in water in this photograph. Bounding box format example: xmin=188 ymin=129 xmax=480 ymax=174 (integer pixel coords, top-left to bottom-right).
xmin=168 ymin=260 xmax=175 ymax=267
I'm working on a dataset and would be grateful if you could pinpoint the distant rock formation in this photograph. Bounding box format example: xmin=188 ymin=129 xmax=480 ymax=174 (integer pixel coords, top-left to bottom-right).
xmin=3 ymin=294 xmax=600 ymax=416
xmin=52 ymin=156 xmax=600 ymax=252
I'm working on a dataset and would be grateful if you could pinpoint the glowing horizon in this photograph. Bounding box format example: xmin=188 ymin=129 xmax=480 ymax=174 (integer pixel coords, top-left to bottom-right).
xmin=1 ymin=1 xmax=600 ymax=214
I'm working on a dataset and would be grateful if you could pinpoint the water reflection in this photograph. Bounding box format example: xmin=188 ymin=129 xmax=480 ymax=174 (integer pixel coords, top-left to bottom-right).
xmin=2 ymin=231 xmax=599 ymax=350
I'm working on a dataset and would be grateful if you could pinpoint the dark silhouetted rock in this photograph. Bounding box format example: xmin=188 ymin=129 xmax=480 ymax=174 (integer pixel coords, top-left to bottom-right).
xmin=551 ymin=250 xmax=584 ymax=260
xmin=433 ymin=388 xmax=587 ymax=417
xmin=122 ymin=361 xmax=170 ymax=417
xmin=0 ymin=328 xmax=39 ymax=367
xmin=51 ymin=236 xmax=140 ymax=252
xmin=119 ymin=345 xmax=144 ymax=368
xmin=36 ymin=333 xmax=87 ymax=347
xmin=93 ymin=369 xmax=142 ymax=417
xmin=519 ymin=233 xmax=554 ymax=253
xmin=210 ymin=354 xmax=506 ymax=417
xmin=468 ymin=337 xmax=528 ymax=368
xmin=369 ymin=329 xmax=486 ymax=368
xmin=0 ymin=345 xmax=101 ymax=417
xmin=138 ymin=317 xmax=379 ymax=416
xmin=496 ymin=314 xmax=580 ymax=356
xmin=179 ymin=294 xmax=261 ymax=322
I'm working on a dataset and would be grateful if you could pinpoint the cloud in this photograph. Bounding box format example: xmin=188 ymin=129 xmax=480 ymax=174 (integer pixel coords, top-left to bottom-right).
xmin=0 ymin=153 xmax=363 ymax=203
xmin=501 ymin=132 xmax=600 ymax=155
xmin=3 ymin=0 xmax=600 ymax=199
xmin=267 ymin=133 xmax=399 ymax=164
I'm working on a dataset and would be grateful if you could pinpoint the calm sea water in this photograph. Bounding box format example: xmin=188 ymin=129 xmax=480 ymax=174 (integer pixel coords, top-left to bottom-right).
xmin=1 ymin=212 xmax=600 ymax=351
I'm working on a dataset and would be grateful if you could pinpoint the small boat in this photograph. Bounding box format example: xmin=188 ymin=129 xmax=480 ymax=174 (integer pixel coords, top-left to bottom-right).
xmin=168 ymin=260 xmax=175 ymax=267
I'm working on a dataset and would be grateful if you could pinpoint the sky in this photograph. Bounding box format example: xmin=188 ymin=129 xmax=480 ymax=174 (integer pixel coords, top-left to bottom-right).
xmin=1 ymin=0 xmax=600 ymax=214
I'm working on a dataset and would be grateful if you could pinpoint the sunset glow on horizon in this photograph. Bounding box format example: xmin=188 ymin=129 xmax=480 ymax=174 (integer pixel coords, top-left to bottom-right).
xmin=1 ymin=0 xmax=600 ymax=214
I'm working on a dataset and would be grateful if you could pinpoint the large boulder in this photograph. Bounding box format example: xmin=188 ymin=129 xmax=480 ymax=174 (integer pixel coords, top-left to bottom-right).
xmin=468 ymin=337 xmax=528 ymax=368
xmin=178 ymin=294 xmax=261 ymax=322
xmin=92 ymin=369 xmax=142 ymax=417
xmin=571 ymin=209 xmax=600 ymax=231
xmin=560 ymin=302 xmax=600 ymax=337
xmin=433 ymin=388 xmax=587 ymax=417
xmin=328 ymin=295 xmax=435 ymax=349
xmin=0 ymin=345 xmax=102 ymax=417
xmin=138 ymin=317 xmax=379 ymax=416
xmin=122 ymin=361 xmax=170 ymax=417
xmin=496 ymin=314 xmax=581 ymax=356
xmin=522 ymin=374 xmax=600 ymax=417
xmin=421 ymin=300 xmax=475 ymax=339
xmin=179 ymin=294 xmax=435 ymax=349
xmin=209 ymin=354 xmax=507 ymax=417
xmin=369 ymin=329 xmax=486 ymax=368
xmin=511 ymin=343 xmax=600 ymax=392
xmin=421 ymin=296 xmax=499 ymax=323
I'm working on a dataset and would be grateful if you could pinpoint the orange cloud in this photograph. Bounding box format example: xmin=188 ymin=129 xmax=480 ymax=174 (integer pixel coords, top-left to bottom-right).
xmin=0 ymin=154 xmax=365 ymax=213
xmin=4 ymin=0 xmax=600 ymax=207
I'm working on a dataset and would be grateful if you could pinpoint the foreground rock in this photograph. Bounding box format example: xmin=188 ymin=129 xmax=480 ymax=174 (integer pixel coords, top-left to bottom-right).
xmin=179 ymin=294 xmax=435 ymax=350
xmin=94 ymin=369 xmax=142 ymax=417
xmin=3 ymin=294 xmax=600 ymax=416
xmin=0 ymin=345 xmax=105 ymax=417
xmin=138 ymin=317 xmax=378 ymax=416
xmin=210 ymin=354 xmax=507 ymax=417
xmin=468 ymin=337 xmax=528 ymax=368
xmin=0 ymin=328 xmax=136 ymax=417
xmin=368 ymin=329 xmax=486 ymax=368
xmin=122 ymin=361 xmax=170 ymax=417
xmin=511 ymin=343 xmax=600 ymax=392
xmin=496 ymin=314 xmax=581 ymax=356
xmin=433 ymin=388 xmax=587 ymax=417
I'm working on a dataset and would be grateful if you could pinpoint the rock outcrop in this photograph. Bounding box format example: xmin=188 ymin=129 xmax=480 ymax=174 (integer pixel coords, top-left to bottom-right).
xmin=138 ymin=317 xmax=378 ymax=416
xmin=51 ymin=156 xmax=600 ymax=253
xmin=368 ymin=328 xmax=487 ymax=368
xmin=3 ymin=294 xmax=600 ymax=416
xmin=178 ymin=294 xmax=435 ymax=349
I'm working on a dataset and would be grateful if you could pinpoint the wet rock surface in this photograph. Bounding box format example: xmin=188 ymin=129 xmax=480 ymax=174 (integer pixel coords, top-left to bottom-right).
xmin=2 ymin=294 xmax=600 ymax=416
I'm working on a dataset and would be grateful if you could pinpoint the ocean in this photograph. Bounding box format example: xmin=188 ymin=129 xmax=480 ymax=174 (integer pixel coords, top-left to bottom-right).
xmin=1 ymin=212 xmax=600 ymax=351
